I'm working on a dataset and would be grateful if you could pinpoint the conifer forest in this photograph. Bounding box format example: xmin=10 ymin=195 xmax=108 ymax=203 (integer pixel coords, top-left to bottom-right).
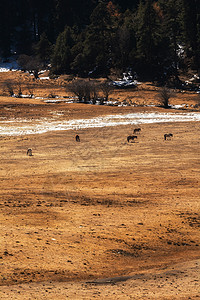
xmin=0 ymin=0 xmax=199 ymax=82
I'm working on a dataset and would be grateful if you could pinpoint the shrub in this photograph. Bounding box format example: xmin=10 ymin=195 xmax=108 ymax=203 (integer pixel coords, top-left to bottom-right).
xmin=17 ymin=54 xmax=43 ymax=79
xmin=67 ymin=79 xmax=86 ymax=102
xmin=157 ymin=86 xmax=175 ymax=108
xmin=67 ymin=79 xmax=98 ymax=103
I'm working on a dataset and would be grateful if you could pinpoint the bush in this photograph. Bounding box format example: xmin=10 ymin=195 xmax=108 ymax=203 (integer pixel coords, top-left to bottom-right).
xmin=67 ymin=79 xmax=86 ymax=102
xmin=157 ymin=86 xmax=175 ymax=108
xmin=17 ymin=54 xmax=43 ymax=79
xmin=67 ymin=79 xmax=113 ymax=104
xmin=67 ymin=79 xmax=98 ymax=103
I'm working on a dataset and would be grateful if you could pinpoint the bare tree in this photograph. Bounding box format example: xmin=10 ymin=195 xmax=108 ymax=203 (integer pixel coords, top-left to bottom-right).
xmin=83 ymin=81 xmax=91 ymax=103
xmin=17 ymin=54 xmax=43 ymax=79
xmin=90 ymin=81 xmax=99 ymax=104
xmin=99 ymin=80 xmax=114 ymax=104
xmin=67 ymin=79 xmax=86 ymax=102
xmin=157 ymin=86 xmax=175 ymax=108
xmin=67 ymin=79 xmax=113 ymax=105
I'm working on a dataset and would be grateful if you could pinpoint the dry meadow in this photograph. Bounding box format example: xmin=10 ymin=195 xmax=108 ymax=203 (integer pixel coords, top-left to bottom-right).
xmin=0 ymin=71 xmax=199 ymax=299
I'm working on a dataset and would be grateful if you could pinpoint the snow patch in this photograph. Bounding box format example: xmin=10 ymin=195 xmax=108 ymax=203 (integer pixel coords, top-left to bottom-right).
xmin=170 ymin=104 xmax=186 ymax=109
xmin=112 ymin=80 xmax=138 ymax=88
xmin=39 ymin=76 xmax=50 ymax=80
xmin=0 ymin=57 xmax=20 ymax=72
xmin=0 ymin=112 xmax=200 ymax=136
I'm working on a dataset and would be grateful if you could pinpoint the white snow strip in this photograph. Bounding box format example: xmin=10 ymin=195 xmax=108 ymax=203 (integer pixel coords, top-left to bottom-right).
xmin=38 ymin=70 xmax=47 ymax=74
xmin=0 ymin=112 xmax=200 ymax=136
xmin=39 ymin=76 xmax=50 ymax=80
xmin=170 ymin=104 xmax=186 ymax=109
xmin=44 ymin=99 xmax=67 ymax=103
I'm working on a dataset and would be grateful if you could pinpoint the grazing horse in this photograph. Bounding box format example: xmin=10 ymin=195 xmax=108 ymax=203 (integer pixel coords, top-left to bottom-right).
xmin=133 ymin=128 xmax=141 ymax=134
xmin=164 ymin=133 xmax=173 ymax=140
xmin=127 ymin=135 xmax=137 ymax=143
xmin=75 ymin=134 xmax=80 ymax=142
xmin=27 ymin=148 xmax=33 ymax=156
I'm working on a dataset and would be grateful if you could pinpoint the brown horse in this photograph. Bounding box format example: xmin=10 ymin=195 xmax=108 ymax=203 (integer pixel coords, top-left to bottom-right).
xmin=164 ymin=133 xmax=173 ymax=140
xmin=127 ymin=135 xmax=137 ymax=142
xmin=133 ymin=128 xmax=141 ymax=134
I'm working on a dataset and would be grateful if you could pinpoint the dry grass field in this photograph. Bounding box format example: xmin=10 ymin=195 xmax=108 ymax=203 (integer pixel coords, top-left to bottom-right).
xmin=0 ymin=71 xmax=199 ymax=299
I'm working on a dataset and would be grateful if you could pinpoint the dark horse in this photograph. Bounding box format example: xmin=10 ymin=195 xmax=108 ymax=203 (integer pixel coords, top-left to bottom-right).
xmin=127 ymin=135 xmax=137 ymax=142
xmin=164 ymin=133 xmax=173 ymax=140
xmin=27 ymin=148 xmax=33 ymax=156
xmin=133 ymin=128 xmax=141 ymax=134
xmin=75 ymin=135 xmax=80 ymax=142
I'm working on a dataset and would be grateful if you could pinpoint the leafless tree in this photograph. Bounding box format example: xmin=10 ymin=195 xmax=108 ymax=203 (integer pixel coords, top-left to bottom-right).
xmin=99 ymin=80 xmax=114 ymax=104
xmin=17 ymin=54 xmax=43 ymax=79
xmin=67 ymin=79 xmax=98 ymax=103
xmin=89 ymin=80 xmax=99 ymax=104
xmin=67 ymin=79 xmax=86 ymax=102
xmin=157 ymin=86 xmax=175 ymax=108
xmin=67 ymin=79 xmax=113 ymax=105
xmin=83 ymin=81 xmax=91 ymax=103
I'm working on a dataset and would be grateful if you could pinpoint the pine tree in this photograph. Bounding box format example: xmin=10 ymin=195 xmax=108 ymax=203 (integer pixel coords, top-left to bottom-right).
xmin=134 ymin=0 xmax=164 ymax=79
xmin=159 ymin=0 xmax=183 ymax=78
xmin=51 ymin=26 xmax=74 ymax=74
xmin=12 ymin=0 xmax=34 ymax=54
xmin=73 ymin=1 xmax=118 ymax=77
xmin=0 ymin=0 xmax=13 ymax=57
xmin=53 ymin=0 xmax=98 ymax=34
xmin=114 ymin=0 xmax=139 ymax=11
xmin=35 ymin=33 xmax=52 ymax=65
xmin=135 ymin=0 xmax=159 ymax=64
xmin=112 ymin=9 xmax=137 ymax=72
xmin=70 ymin=31 xmax=88 ymax=76
xmin=181 ymin=0 xmax=200 ymax=70
xmin=28 ymin=0 xmax=55 ymax=42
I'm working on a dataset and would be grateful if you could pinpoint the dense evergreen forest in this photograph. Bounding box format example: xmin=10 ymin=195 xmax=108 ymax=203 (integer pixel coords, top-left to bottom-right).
xmin=0 ymin=0 xmax=199 ymax=82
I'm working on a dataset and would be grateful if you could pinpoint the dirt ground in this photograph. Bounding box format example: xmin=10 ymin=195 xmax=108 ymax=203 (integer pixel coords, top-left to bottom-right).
xmin=0 ymin=71 xmax=199 ymax=299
